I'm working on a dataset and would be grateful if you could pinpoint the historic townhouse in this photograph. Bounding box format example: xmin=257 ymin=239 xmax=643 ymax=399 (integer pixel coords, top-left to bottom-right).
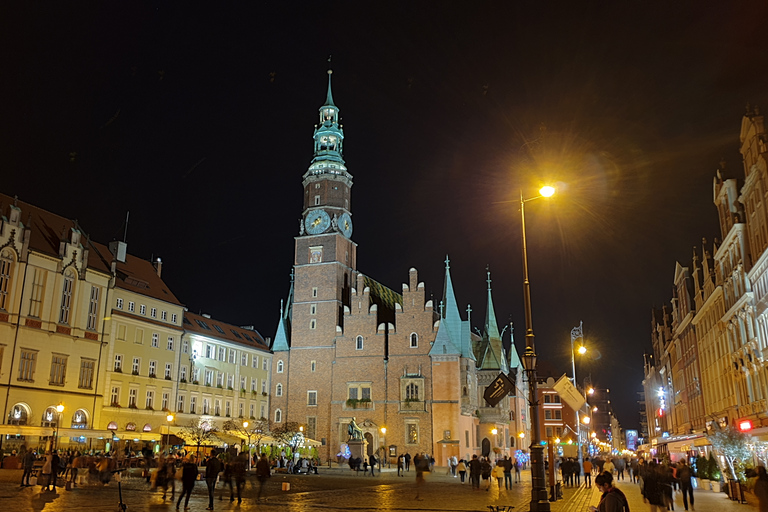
xmin=0 ymin=195 xmax=112 ymax=450
xmin=176 ymin=312 xmax=271 ymax=427
xmin=271 ymin=72 xmax=526 ymax=464
xmin=99 ymin=243 xmax=186 ymax=443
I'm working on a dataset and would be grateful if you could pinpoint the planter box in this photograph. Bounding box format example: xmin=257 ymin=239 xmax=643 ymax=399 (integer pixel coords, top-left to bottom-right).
xmin=700 ymin=479 xmax=711 ymax=490
xmin=711 ymin=481 xmax=722 ymax=492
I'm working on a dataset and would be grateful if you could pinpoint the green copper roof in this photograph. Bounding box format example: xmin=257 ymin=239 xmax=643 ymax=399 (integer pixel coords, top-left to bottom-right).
xmin=478 ymin=270 xmax=504 ymax=370
xmin=441 ymin=257 xmax=475 ymax=360
xmin=429 ymin=316 xmax=460 ymax=356
xmin=272 ymin=300 xmax=290 ymax=352
xmin=324 ymin=69 xmax=336 ymax=107
xmin=507 ymin=323 xmax=522 ymax=369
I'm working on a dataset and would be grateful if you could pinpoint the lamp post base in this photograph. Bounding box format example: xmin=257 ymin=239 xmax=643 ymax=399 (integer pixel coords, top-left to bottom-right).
xmin=529 ymin=445 xmax=551 ymax=512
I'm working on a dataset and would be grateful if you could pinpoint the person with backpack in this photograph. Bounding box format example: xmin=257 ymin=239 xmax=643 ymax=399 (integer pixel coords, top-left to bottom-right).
xmin=480 ymin=457 xmax=492 ymax=491
xmin=591 ymin=471 xmax=630 ymax=512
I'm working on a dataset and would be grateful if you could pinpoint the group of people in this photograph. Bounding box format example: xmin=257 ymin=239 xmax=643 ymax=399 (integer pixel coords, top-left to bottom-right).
xmin=459 ymin=454 xmax=522 ymax=491
xmin=21 ymin=449 xmax=120 ymax=492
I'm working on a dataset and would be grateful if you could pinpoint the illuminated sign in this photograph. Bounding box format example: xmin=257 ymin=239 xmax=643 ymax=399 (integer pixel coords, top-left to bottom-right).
xmin=739 ymin=420 xmax=753 ymax=432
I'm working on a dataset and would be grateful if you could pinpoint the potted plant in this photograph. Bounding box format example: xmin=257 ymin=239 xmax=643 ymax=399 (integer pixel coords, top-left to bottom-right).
xmin=709 ymin=452 xmax=722 ymax=492
xmin=695 ymin=454 xmax=709 ymax=489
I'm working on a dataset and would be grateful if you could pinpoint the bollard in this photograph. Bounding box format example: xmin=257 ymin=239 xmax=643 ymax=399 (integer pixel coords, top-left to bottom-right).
xmin=282 ymin=482 xmax=291 ymax=491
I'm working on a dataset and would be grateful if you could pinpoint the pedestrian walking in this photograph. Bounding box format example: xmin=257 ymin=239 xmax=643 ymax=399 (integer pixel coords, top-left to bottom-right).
xmin=503 ymin=455 xmax=513 ymax=489
xmin=604 ymin=458 xmax=615 ymax=475
xmin=369 ymin=453 xmax=377 ymax=476
xmin=492 ymin=461 xmax=505 ymax=490
xmin=176 ymin=456 xmax=199 ymax=511
xmin=481 ymin=457 xmax=492 ymax=491
xmin=414 ymin=453 xmax=430 ymax=500
xmin=404 ymin=452 xmax=411 ymax=471
xmin=397 ymin=454 xmax=404 ymax=476
xmin=41 ymin=451 xmax=53 ymax=491
xmin=231 ymin=453 xmax=247 ymax=504
xmin=255 ymin=453 xmax=271 ymax=500
xmin=591 ymin=471 xmax=630 ymax=512
xmin=205 ymin=451 xmax=223 ymax=510
xmin=642 ymin=462 xmax=668 ymax=512
xmin=514 ymin=456 xmax=522 ymax=483
xmin=677 ymin=460 xmax=694 ymax=511
xmin=754 ymin=466 xmax=768 ymax=512
xmin=584 ymin=457 xmax=593 ymax=487
xmin=457 ymin=459 xmax=467 ymax=483
xmin=469 ymin=455 xmax=481 ymax=490
xmin=21 ymin=449 xmax=35 ymax=487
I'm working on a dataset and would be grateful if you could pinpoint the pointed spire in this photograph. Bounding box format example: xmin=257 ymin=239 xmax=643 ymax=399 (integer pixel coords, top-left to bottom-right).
xmin=429 ymin=314 xmax=460 ymax=356
xmin=324 ymin=69 xmax=335 ymax=107
xmin=272 ymin=299 xmax=290 ymax=352
xmin=484 ymin=267 xmax=501 ymax=341
xmin=441 ymin=256 xmax=475 ymax=360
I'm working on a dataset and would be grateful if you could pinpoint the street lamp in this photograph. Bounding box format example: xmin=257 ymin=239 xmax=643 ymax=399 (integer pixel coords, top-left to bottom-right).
xmin=242 ymin=421 xmax=254 ymax=469
xmin=570 ymin=321 xmax=586 ymax=480
xmin=53 ymin=403 xmax=64 ymax=451
xmin=166 ymin=414 xmax=174 ymax=452
xmin=380 ymin=427 xmax=388 ymax=468
xmin=520 ymin=186 xmax=555 ymax=512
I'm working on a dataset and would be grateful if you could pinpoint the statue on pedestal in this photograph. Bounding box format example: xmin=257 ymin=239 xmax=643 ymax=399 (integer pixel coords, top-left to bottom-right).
xmin=347 ymin=417 xmax=363 ymax=441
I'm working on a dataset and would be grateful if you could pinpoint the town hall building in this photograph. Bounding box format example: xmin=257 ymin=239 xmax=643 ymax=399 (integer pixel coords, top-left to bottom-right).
xmin=269 ymin=71 xmax=529 ymax=464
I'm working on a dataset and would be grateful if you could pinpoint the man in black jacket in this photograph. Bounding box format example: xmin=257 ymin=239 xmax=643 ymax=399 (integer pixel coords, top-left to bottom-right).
xmin=205 ymin=452 xmax=223 ymax=511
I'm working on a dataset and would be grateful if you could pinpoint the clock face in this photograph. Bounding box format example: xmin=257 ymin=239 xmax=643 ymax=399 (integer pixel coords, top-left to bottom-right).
xmin=339 ymin=212 xmax=353 ymax=238
xmin=305 ymin=209 xmax=331 ymax=235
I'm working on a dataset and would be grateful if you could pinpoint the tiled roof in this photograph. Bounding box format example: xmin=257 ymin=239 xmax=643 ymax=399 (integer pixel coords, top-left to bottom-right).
xmin=184 ymin=311 xmax=270 ymax=352
xmin=0 ymin=193 xmax=183 ymax=306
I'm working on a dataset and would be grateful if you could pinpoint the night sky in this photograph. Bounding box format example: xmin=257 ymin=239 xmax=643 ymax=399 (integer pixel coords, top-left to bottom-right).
xmin=6 ymin=2 xmax=768 ymax=431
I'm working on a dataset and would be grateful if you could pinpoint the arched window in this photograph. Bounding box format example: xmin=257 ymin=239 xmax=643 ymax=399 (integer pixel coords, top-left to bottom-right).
xmin=41 ymin=407 xmax=59 ymax=427
xmin=71 ymin=409 xmax=88 ymax=429
xmin=410 ymin=333 xmax=418 ymax=348
xmin=59 ymin=268 xmax=75 ymax=324
xmin=8 ymin=404 xmax=28 ymax=425
xmin=462 ymin=386 xmax=468 ymax=397
xmin=125 ymin=422 xmax=136 ymax=431
xmin=276 ymin=383 xmax=283 ymax=397
xmin=0 ymin=249 xmax=14 ymax=311
xmin=356 ymin=336 xmax=364 ymax=350
xmin=274 ymin=409 xmax=282 ymax=423
xmin=143 ymin=423 xmax=152 ymax=432
xmin=406 ymin=382 xmax=419 ymax=400
xmin=277 ymin=360 xmax=284 ymax=373
xmin=107 ymin=421 xmax=118 ymax=430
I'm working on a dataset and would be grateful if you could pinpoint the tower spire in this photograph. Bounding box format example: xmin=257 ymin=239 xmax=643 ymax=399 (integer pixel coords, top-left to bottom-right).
xmin=324 ymin=69 xmax=336 ymax=107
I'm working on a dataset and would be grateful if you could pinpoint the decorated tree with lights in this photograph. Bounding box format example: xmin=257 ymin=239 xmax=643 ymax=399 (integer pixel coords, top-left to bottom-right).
xmin=180 ymin=418 xmax=219 ymax=460
xmin=709 ymin=426 xmax=751 ymax=481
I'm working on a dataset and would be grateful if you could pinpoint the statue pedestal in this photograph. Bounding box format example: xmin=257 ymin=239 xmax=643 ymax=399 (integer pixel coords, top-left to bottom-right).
xmin=348 ymin=439 xmax=368 ymax=461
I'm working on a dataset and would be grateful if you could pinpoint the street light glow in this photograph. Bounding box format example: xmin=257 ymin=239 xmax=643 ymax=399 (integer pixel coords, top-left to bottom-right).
xmin=56 ymin=404 xmax=64 ymax=413
xmin=243 ymin=421 xmax=249 ymax=429
xmin=492 ymin=428 xmax=498 ymax=435
xmin=167 ymin=414 xmax=174 ymax=422
xmin=539 ymin=186 xmax=555 ymax=197
xmin=582 ymin=416 xmax=591 ymax=424
xmin=577 ymin=345 xmax=587 ymax=355
xmin=588 ymin=388 xmax=595 ymax=395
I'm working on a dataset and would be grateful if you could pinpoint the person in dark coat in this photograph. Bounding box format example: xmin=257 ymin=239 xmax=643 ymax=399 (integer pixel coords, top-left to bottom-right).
xmin=21 ymin=450 xmax=36 ymax=487
xmin=642 ymin=462 xmax=668 ymax=512
xmin=468 ymin=454 xmax=482 ymax=490
xmin=404 ymin=452 xmax=411 ymax=471
xmin=677 ymin=460 xmax=694 ymax=511
xmin=230 ymin=453 xmax=247 ymax=504
xmin=255 ymin=453 xmax=271 ymax=500
xmin=176 ymin=456 xmax=199 ymax=511
xmin=205 ymin=452 xmax=223 ymax=510
xmin=369 ymin=454 xmax=377 ymax=476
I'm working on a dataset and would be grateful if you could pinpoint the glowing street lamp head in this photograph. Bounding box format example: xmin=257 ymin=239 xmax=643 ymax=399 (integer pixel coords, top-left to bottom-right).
xmin=518 ymin=432 xmax=525 ymax=438
xmin=243 ymin=421 xmax=249 ymax=429
xmin=577 ymin=345 xmax=587 ymax=355
xmin=492 ymin=428 xmax=498 ymax=435
xmin=381 ymin=427 xmax=387 ymax=434
xmin=539 ymin=186 xmax=555 ymax=198
xmin=554 ymin=437 xmax=560 ymax=444
xmin=582 ymin=416 xmax=591 ymax=424
xmin=56 ymin=404 xmax=64 ymax=413
xmin=167 ymin=414 xmax=174 ymax=423
xmin=588 ymin=388 xmax=595 ymax=395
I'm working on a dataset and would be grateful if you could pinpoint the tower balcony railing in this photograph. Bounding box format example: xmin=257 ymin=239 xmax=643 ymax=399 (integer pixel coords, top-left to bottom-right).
xmin=399 ymin=399 xmax=426 ymax=413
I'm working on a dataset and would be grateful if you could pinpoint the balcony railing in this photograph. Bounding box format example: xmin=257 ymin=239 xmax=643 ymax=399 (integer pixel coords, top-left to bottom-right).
xmin=399 ymin=400 xmax=426 ymax=413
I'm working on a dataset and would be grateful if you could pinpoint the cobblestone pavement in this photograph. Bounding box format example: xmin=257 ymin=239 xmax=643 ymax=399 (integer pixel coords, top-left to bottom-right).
xmin=0 ymin=468 xmax=761 ymax=512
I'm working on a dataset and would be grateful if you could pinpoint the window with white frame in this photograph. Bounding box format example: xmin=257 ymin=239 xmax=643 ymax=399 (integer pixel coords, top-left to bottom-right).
xmin=152 ymin=333 xmax=159 ymax=348
xmin=260 ymin=404 xmax=266 ymax=419
xmin=214 ymin=399 xmax=221 ymax=416
xmin=241 ymin=353 xmax=247 ymax=366
xmin=226 ymin=375 xmax=234 ymax=389
xmin=190 ymin=396 xmax=197 ymax=414
xmin=165 ymin=362 xmax=172 ymax=379
xmin=252 ymin=355 xmax=259 ymax=368
xmin=225 ymin=401 xmax=231 ymax=417
xmin=19 ymin=350 xmax=36 ymax=382
xmin=262 ymin=358 xmax=268 ymax=370
xmin=228 ymin=349 xmax=236 ymax=364
xmin=250 ymin=403 xmax=255 ymax=418
xmin=180 ymin=366 xmax=187 ymax=382
xmin=49 ymin=354 xmax=67 ymax=385
xmin=261 ymin=380 xmax=267 ymax=393
xmin=202 ymin=398 xmax=210 ymax=415
xmin=78 ymin=358 xmax=95 ymax=389
xmin=162 ymin=392 xmax=169 ymax=410
xmin=87 ymin=286 xmax=100 ymax=330
xmin=161 ymin=311 xmax=167 ymax=321
xmin=59 ymin=269 xmax=75 ymax=324
xmin=251 ymin=377 xmax=257 ymax=392
xmin=204 ymin=369 xmax=213 ymax=386
xmin=128 ymin=301 xmax=135 ymax=312
xmin=128 ymin=388 xmax=137 ymax=407
xmin=356 ymin=335 xmax=363 ymax=350
xmin=177 ymin=395 xmax=184 ymax=413
xmin=167 ymin=336 xmax=174 ymax=351
xmin=114 ymin=354 xmax=122 ymax=372
xmin=182 ymin=340 xmax=189 ymax=354
xmin=140 ymin=304 xmax=146 ymax=315
xmin=240 ymin=376 xmax=246 ymax=391
xmin=308 ymin=390 xmax=317 ymax=406
xmin=205 ymin=345 xmax=213 ymax=358
xmin=276 ymin=383 xmax=283 ymax=396
xmin=148 ymin=360 xmax=156 ymax=376
xmin=310 ymin=319 xmax=317 ymax=329
xmin=171 ymin=313 xmax=177 ymax=324
xmin=274 ymin=409 xmax=282 ymax=423
xmin=312 ymin=287 xmax=318 ymax=297
xmin=277 ymin=360 xmax=284 ymax=373
xmin=110 ymin=386 xmax=120 ymax=405
xmin=193 ymin=367 xmax=200 ymax=382
xmin=410 ymin=333 xmax=418 ymax=348
xmin=216 ymin=372 xmax=224 ymax=387
xmin=116 ymin=298 xmax=123 ymax=309
xmin=239 ymin=402 xmax=244 ymax=417
xmin=150 ymin=307 xmax=157 ymax=318
xmin=218 ymin=347 xmax=225 ymax=361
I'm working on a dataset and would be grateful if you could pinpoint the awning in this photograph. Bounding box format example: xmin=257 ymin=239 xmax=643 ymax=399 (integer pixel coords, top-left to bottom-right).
xmin=111 ymin=431 xmax=162 ymax=441
xmin=58 ymin=428 xmax=112 ymax=439
xmin=694 ymin=437 xmax=711 ymax=447
xmin=0 ymin=425 xmax=54 ymax=437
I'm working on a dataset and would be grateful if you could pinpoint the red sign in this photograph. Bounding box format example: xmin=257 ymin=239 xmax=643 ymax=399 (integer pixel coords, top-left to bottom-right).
xmin=739 ymin=420 xmax=753 ymax=432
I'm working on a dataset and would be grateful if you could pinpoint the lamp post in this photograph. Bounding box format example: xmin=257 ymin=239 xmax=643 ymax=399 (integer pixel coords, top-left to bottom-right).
xmin=520 ymin=185 xmax=555 ymax=512
xmin=166 ymin=414 xmax=174 ymax=452
xmin=53 ymin=403 xmax=64 ymax=451
xmin=570 ymin=321 xmax=586 ymax=479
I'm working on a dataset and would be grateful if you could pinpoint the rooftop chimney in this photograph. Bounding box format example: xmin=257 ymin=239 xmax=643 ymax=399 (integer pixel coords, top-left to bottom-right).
xmin=153 ymin=257 xmax=162 ymax=278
